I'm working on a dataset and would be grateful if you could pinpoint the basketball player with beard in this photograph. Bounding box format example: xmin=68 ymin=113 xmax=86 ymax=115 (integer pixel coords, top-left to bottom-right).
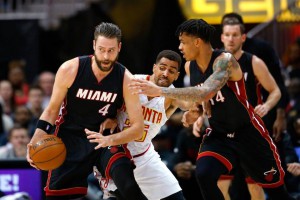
xmin=26 ymin=22 xmax=147 ymax=200
xmin=88 ymin=50 xmax=193 ymax=200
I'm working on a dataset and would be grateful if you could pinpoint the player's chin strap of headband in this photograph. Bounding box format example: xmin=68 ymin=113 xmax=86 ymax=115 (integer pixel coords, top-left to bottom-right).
xmin=36 ymin=119 xmax=54 ymax=134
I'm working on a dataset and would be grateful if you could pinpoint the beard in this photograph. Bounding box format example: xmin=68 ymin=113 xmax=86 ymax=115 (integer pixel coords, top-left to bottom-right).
xmin=94 ymin=54 xmax=118 ymax=72
xmin=154 ymin=76 xmax=171 ymax=87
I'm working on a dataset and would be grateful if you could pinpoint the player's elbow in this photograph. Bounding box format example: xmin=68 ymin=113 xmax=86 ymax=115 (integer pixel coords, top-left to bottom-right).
xmin=274 ymin=87 xmax=281 ymax=102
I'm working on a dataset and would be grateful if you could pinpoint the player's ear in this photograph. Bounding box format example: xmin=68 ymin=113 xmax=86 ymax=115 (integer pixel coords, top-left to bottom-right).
xmin=241 ymin=34 xmax=246 ymax=43
xmin=93 ymin=40 xmax=96 ymax=51
xmin=152 ymin=64 xmax=157 ymax=73
xmin=221 ymin=33 xmax=225 ymax=43
xmin=174 ymin=72 xmax=180 ymax=81
xmin=118 ymin=42 xmax=122 ymax=52
xmin=195 ymin=38 xmax=202 ymax=47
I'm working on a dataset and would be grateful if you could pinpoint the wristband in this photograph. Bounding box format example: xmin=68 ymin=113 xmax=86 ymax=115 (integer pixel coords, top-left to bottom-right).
xmin=36 ymin=119 xmax=53 ymax=134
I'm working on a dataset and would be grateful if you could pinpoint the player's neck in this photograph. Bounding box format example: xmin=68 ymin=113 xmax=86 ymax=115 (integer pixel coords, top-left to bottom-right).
xmin=195 ymin=47 xmax=213 ymax=73
xmin=233 ymin=49 xmax=243 ymax=60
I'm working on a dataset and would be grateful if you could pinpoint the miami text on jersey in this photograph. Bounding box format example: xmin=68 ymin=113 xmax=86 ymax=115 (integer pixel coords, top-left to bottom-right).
xmin=76 ymin=88 xmax=117 ymax=102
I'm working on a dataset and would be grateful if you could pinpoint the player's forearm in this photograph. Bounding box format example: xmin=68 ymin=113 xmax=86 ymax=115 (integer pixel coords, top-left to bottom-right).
xmin=264 ymin=88 xmax=281 ymax=112
xmin=108 ymin=123 xmax=144 ymax=145
xmin=39 ymin=107 xmax=60 ymax=124
xmin=276 ymin=108 xmax=286 ymax=119
xmin=161 ymin=87 xmax=213 ymax=103
xmin=177 ymin=100 xmax=194 ymax=111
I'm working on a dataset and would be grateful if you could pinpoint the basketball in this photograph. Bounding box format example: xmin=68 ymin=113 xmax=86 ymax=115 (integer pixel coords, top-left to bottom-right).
xmin=29 ymin=134 xmax=66 ymax=171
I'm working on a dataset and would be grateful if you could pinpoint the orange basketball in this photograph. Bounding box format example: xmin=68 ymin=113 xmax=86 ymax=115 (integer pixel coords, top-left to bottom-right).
xmin=29 ymin=134 xmax=66 ymax=171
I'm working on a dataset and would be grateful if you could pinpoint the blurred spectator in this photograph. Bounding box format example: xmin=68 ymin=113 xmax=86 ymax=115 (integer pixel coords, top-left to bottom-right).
xmin=26 ymin=85 xmax=44 ymax=136
xmin=172 ymin=127 xmax=203 ymax=200
xmin=288 ymin=114 xmax=300 ymax=147
xmin=286 ymin=77 xmax=300 ymax=147
xmin=0 ymin=104 xmax=14 ymax=146
xmin=287 ymin=163 xmax=300 ymax=176
xmin=286 ymin=161 xmax=300 ymax=198
xmin=286 ymin=78 xmax=300 ymax=114
xmin=13 ymin=105 xmax=32 ymax=130
xmin=0 ymin=125 xmax=30 ymax=159
xmin=26 ymin=85 xmax=44 ymax=119
xmin=0 ymin=80 xmax=15 ymax=116
xmin=7 ymin=60 xmax=29 ymax=106
xmin=36 ymin=71 xmax=55 ymax=109
xmin=282 ymin=38 xmax=300 ymax=79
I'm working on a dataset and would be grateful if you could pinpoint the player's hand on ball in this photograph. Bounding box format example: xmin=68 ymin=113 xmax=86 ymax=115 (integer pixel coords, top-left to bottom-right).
xmin=86 ymin=129 xmax=111 ymax=149
xmin=28 ymin=135 xmax=66 ymax=171
xmin=27 ymin=133 xmax=47 ymax=170
xmin=26 ymin=142 xmax=39 ymax=170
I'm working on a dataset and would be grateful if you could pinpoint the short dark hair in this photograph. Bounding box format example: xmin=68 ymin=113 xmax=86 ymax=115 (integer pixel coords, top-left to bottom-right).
xmin=29 ymin=84 xmax=44 ymax=93
xmin=156 ymin=50 xmax=182 ymax=71
xmin=222 ymin=18 xmax=246 ymax=34
xmin=175 ymin=19 xmax=216 ymax=43
xmin=94 ymin=22 xmax=122 ymax=43
xmin=221 ymin=12 xmax=244 ymax=25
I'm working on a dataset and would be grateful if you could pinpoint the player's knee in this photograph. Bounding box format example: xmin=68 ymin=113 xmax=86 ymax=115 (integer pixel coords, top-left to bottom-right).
xmin=195 ymin=165 xmax=215 ymax=184
xmin=195 ymin=157 xmax=226 ymax=185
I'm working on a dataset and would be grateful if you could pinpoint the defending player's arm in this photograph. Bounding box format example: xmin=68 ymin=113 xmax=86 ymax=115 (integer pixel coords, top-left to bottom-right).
xmin=129 ymin=52 xmax=242 ymax=103
xmin=27 ymin=58 xmax=78 ymax=167
xmin=86 ymin=69 xmax=144 ymax=148
xmin=251 ymin=55 xmax=281 ymax=117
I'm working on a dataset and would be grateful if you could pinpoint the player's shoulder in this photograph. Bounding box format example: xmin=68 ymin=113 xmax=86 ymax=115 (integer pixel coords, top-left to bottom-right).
xmin=55 ymin=57 xmax=80 ymax=87
xmin=60 ymin=57 xmax=79 ymax=71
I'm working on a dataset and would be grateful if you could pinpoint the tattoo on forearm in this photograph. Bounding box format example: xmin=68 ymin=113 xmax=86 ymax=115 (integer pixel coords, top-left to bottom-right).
xmin=160 ymin=53 xmax=234 ymax=103
xmin=161 ymin=87 xmax=207 ymax=102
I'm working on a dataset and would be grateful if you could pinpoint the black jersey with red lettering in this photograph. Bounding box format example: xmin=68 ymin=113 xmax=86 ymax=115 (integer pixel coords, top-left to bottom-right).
xmin=238 ymin=52 xmax=262 ymax=107
xmin=56 ymin=55 xmax=125 ymax=134
xmin=189 ymin=49 xmax=254 ymax=134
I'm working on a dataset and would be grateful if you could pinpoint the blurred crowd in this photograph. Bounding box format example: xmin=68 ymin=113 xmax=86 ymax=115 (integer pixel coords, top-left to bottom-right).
xmin=0 ymin=29 xmax=300 ymax=200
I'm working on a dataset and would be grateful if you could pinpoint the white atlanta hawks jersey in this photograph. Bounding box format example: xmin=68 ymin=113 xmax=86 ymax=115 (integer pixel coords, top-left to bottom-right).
xmin=118 ymin=74 xmax=173 ymax=157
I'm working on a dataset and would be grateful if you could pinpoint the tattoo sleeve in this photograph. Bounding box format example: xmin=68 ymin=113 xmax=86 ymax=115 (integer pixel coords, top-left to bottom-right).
xmin=161 ymin=53 xmax=235 ymax=103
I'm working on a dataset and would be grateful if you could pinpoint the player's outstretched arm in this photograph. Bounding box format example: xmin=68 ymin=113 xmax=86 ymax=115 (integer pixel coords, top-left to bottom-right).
xmin=129 ymin=52 xmax=241 ymax=104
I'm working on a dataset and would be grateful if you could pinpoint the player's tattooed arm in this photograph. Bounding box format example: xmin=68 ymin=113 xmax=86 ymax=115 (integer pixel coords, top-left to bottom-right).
xmin=161 ymin=53 xmax=235 ymax=103
xmin=201 ymin=52 xmax=234 ymax=94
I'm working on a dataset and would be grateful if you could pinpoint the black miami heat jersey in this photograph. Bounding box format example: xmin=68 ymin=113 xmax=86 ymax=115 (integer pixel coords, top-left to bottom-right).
xmin=189 ymin=49 xmax=253 ymax=134
xmin=57 ymin=55 xmax=125 ymax=134
xmin=238 ymin=52 xmax=262 ymax=107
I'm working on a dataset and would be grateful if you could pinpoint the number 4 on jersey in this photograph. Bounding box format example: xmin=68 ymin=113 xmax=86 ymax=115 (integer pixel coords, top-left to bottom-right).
xmin=98 ymin=104 xmax=111 ymax=116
